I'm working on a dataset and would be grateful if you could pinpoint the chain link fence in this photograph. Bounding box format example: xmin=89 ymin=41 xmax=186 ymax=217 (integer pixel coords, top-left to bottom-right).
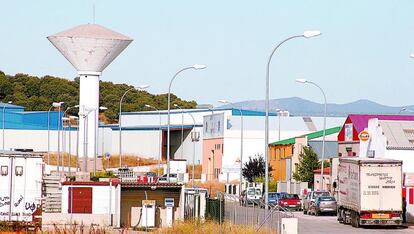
xmin=212 ymin=192 xmax=295 ymax=234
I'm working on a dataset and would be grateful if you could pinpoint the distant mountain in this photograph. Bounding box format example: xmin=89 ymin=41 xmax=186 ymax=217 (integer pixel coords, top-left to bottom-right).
xmin=224 ymin=97 xmax=410 ymax=117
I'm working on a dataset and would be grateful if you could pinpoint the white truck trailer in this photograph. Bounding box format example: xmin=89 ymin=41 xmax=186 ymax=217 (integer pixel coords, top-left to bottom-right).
xmin=0 ymin=151 xmax=43 ymax=228
xmin=337 ymin=158 xmax=403 ymax=227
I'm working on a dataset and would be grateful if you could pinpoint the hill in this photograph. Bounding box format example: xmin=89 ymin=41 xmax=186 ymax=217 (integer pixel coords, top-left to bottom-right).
xmin=0 ymin=70 xmax=197 ymax=122
xmin=225 ymin=97 xmax=408 ymax=117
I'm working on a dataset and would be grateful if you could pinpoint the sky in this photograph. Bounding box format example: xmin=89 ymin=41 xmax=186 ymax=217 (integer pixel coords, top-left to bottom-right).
xmin=1 ymin=0 xmax=414 ymax=107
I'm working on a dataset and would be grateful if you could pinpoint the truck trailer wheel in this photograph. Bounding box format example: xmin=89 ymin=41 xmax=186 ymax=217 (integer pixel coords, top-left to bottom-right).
xmin=337 ymin=208 xmax=343 ymax=223
xmin=351 ymin=212 xmax=360 ymax=228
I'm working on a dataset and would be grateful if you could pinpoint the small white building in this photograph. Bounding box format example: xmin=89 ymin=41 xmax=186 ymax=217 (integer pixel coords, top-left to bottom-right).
xmin=359 ymin=118 xmax=414 ymax=173
xmin=43 ymin=180 xmax=121 ymax=227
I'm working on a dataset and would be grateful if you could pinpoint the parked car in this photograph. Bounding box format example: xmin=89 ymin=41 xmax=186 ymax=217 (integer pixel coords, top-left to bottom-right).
xmin=309 ymin=196 xmax=337 ymax=216
xmin=157 ymin=173 xmax=178 ymax=183
xmin=240 ymin=187 xmax=262 ymax=206
xmin=259 ymin=192 xmax=287 ymax=209
xmin=278 ymin=194 xmax=302 ymax=211
xmin=303 ymin=191 xmax=330 ymax=214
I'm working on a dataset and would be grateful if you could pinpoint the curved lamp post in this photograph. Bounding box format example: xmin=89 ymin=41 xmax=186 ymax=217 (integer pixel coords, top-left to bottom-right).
xmin=47 ymin=102 xmax=62 ymax=165
xmin=55 ymin=101 xmax=64 ymax=174
xmin=167 ymin=64 xmax=207 ymax=182
xmin=145 ymin=104 xmax=162 ymax=176
xmin=296 ymin=78 xmax=327 ymax=191
xmin=2 ymin=101 xmax=12 ymax=151
xmin=119 ymin=85 xmax=149 ymax=168
xmin=264 ymin=31 xmax=321 ymax=215
xmin=218 ymin=99 xmax=243 ymax=195
xmin=174 ymin=104 xmax=197 ymax=187
xmin=95 ymin=106 xmax=108 ymax=175
xmin=63 ymin=105 xmax=79 ymax=176
xmin=69 ymin=115 xmax=79 ymax=173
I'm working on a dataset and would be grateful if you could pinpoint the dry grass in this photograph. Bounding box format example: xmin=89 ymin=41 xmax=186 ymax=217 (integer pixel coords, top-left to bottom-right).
xmin=41 ymin=223 xmax=110 ymax=234
xmin=194 ymin=181 xmax=226 ymax=196
xmin=159 ymin=220 xmax=267 ymax=234
xmin=187 ymin=164 xmax=202 ymax=179
xmin=43 ymin=153 xmax=77 ymax=166
xmin=101 ymin=155 xmax=160 ymax=169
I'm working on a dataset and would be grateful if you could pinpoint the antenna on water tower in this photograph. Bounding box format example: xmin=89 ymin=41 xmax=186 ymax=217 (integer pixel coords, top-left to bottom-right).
xmin=92 ymin=2 xmax=96 ymax=24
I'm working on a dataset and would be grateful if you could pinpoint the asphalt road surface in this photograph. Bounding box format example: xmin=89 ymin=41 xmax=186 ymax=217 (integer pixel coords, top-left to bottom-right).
xmin=295 ymin=211 xmax=413 ymax=234
xmin=224 ymin=202 xmax=414 ymax=234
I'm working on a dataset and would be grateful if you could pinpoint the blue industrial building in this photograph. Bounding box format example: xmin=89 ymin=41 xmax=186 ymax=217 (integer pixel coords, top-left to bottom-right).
xmin=0 ymin=103 xmax=63 ymax=130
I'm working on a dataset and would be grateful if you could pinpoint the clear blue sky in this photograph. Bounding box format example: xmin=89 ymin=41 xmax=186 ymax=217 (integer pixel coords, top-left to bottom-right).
xmin=1 ymin=0 xmax=414 ymax=107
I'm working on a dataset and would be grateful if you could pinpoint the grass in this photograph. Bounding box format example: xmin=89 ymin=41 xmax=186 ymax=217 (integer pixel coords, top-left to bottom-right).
xmin=159 ymin=220 xmax=267 ymax=234
xmin=102 ymin=155 xmax=160 ymax=168
xmin=43 ymin=153 xmax=77 ymax=166
xmin=187 ymin=164 xmax=202 ymax=179
xmin=193 ymin=181 xmax=226 ymax=196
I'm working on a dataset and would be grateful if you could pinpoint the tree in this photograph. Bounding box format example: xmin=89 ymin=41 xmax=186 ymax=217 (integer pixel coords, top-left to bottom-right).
xmin=0 ymin=70 xmax=197 ymax=123
xmin=293 ymin=146 xmax=321 ymax=188
xmin=242 ymin=154 xmax=273 ymax=183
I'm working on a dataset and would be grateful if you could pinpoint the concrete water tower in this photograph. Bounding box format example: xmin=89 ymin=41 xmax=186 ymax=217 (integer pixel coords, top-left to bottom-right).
xmin=48 ymin=24 xmax=133 ymax=171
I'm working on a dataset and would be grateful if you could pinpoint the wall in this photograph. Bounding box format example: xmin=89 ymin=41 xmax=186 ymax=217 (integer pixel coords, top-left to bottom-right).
xmin=269 ymin=144 xmax=293 ymax=182
xmin=202 ymin=138 xmax=223 ymax=181
xmin=338 ymin=117 xmax=360 ymax=157
xmin=313 ymin=174 xmax=331 ymax=191
xmin=61 ymin=184 xmax=119 ymax=216
xmin=359 ymin=118 xmax=414 ymax=173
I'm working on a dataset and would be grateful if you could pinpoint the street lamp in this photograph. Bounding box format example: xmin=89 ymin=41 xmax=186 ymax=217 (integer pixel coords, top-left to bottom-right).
xmin=264 ymin=31 xmax=321 ymax=214
xmin=145 ymin=104 xmax=162 ymax=176
xmin=399 ymin=107 xmax=409 ymax=114
xmin=47 ymin=102 xmax=62 ymax=165
xmin=275 ymin=108 xmax=282 ymax=187
xmin=61 ymin=116 xmax=70 ymax=176
xmin=63 ymin=105 xmax=79 ymax=176
xmin=173 ymin=104 xmax=185 ymax=160
xmin=55 ymin=101 xmax=64 ymax=174
xmin=2 ymin=101 xmax=12 ymax=151
xmin=296 ymin=78 xmax=327 ymax=191
xmin=174 ymin=104 xmax=198 ymax=187
xmin=119 ymin=85 xmax=149 ymax=168
xmin=95 ymin=106 xmax=108 ymax=175
xmin=218 ymin=99 xmax=243 ymax=196
xmin=69 ymin=115 xmax=79 ymax=173
xmin=167 ymin=64 xmax=207 ymax=182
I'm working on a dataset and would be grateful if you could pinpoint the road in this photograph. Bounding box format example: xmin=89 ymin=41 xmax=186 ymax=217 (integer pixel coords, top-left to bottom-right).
xmin=295 ymin=211 xmax=413 ymax=234
xmin=224 ymin=202 xmax=414 ymax=233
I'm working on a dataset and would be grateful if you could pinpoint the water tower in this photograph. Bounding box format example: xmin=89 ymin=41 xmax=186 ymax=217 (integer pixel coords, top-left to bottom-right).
xmin=48 ymin=24 xmax=133 ymax=171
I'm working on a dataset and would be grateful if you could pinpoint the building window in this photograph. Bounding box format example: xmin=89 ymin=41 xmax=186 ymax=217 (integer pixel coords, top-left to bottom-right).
xmin=345 ymin=123 xmax=353 ymax=141
xmin=1 ymin=166 xmax=7 ymax=176
xmin=15 ymin=166 xmax=23 ymax=176
xmin=214 ymin=168 xmax=221 ymax=179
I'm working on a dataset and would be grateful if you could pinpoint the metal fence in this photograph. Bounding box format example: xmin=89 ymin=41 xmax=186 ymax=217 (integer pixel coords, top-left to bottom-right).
xmin=215 ymin=192 xmax=295 ymax=234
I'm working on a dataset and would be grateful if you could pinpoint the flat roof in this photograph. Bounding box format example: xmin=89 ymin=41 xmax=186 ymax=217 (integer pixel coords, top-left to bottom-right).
xmin=0 ymin=150 xmax=43 ymax=157
xmin=121 ymin=182 xmax=183 ymax=189
xmin=270 ymin=126 xmax=341 ymax=146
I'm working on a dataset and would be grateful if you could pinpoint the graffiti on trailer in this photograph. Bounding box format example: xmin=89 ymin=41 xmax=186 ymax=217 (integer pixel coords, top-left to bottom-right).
xmin=0 ymin=201 xmax=10 ymax=207
xmin=25 ymin=202 xmax=36 ymax=212
xmin=14 ymin=195 xmax=23 ymax=207
xmin=0 ymin=196 xmax=10 ymax=201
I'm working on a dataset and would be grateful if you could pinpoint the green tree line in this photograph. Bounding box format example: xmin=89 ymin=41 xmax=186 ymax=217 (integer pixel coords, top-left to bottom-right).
xmin=0 ymin=70 xmax=197 ymax=122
